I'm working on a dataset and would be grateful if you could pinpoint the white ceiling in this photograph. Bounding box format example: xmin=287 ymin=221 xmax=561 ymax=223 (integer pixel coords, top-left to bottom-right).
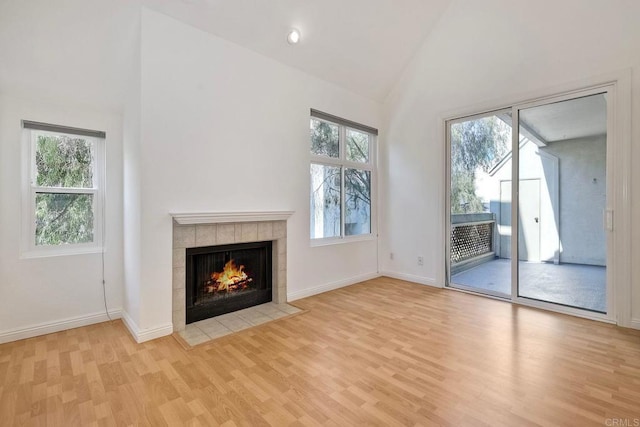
xmin=0 ymin=0 xmax=452 ymax=109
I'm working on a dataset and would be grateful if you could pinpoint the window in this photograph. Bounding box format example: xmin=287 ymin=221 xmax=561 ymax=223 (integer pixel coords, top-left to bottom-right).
xmin=309 ymin=110 xmax=376 ymax=242
xmin=22 ymin=121 xmax=105 ymax=256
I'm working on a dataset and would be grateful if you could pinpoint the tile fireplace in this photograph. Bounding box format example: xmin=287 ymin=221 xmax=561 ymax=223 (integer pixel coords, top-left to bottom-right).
xmin=171 ymin=211 xmax=292 ymax=333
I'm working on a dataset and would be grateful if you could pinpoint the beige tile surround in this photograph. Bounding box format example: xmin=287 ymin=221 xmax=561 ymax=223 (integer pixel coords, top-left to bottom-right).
xmin=179 ymin=302 xmax=301 ymax=346
xmin=172 ymin=220 xmax=287 ymax=333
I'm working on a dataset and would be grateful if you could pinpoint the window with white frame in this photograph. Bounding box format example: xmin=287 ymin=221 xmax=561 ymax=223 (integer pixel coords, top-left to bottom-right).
xmin=22 ymin=121 xmax=105 ymax=255
xmin=309 ymin=110 xmax=376 ymax=241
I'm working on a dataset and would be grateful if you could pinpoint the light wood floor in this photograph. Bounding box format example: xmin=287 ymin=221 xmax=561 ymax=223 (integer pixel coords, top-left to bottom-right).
xmin=1 ymin=277 xmax=640 ymax=426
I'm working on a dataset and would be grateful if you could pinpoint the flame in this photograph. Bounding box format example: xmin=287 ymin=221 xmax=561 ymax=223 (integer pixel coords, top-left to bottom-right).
xmin=205 ymin=259 xmax=252 ymax=293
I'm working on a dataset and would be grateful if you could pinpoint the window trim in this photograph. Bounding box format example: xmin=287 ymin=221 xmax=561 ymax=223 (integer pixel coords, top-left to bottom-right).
xmin=309 ymin=112 xmax=377 ymax=245
xmin=21 ymin=125 xmax=105 ymax=258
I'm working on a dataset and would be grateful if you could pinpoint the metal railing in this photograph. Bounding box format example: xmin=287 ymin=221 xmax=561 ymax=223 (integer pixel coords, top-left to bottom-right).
xmin=451 ymin=213 xmax=495 ymax=274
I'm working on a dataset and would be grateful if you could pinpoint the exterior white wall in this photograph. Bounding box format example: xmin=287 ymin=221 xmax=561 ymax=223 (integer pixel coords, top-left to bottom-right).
xmin=484 ymin=135 xmax=606 ymax=266
xmin=380 ymin=0 xmax=640 ymax=324
xmin=0 ymin=93 xmax=124 ymax=343
xmin=484 ymin=141 xmax=559 ymax=263
xmin=121 ymin=9 xmax=382 ymax=339
xmin=542 ymin=135 xmax=607 ymax=266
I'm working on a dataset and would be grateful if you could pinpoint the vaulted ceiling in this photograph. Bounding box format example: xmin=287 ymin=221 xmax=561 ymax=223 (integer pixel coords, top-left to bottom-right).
xmin=0 ymin=0 xmax=452 ymax=109
xmin=141 ymin=0 xmax=452 ymax=101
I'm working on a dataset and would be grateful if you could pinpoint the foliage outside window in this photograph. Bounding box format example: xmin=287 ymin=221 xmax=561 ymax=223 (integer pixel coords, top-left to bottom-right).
xmin=25 ymin=126 xmax=104 ymax=254
xmin=450 ymin=116 xmax=511 ymax=214
xmin=309 ymin=113 xmax=375 ymax=241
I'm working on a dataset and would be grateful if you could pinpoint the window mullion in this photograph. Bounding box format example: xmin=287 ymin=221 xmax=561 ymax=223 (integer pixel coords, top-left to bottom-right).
xmin=32 ymin=186 xmax=97 ymax=195
xmin=310 ymin=155 xmax=342 ymax=166
xmin=343 ymin=160 xmax=372 ymax=170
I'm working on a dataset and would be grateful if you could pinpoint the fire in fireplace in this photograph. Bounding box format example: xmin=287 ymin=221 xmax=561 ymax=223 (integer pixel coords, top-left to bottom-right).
xmin=205 ymin=259 xmax=251 ymax=294
xmin=186 ymin=241 xmax=272 ymax=324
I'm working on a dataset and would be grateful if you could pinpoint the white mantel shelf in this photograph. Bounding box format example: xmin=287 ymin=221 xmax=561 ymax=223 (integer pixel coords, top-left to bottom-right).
xmin=170 ymin=211 xmax=294 ymax=225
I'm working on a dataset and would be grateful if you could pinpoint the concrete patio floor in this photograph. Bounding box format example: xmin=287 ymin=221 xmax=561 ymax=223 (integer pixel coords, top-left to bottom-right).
xmin=451 ymin=258 xmax=606 ymax=313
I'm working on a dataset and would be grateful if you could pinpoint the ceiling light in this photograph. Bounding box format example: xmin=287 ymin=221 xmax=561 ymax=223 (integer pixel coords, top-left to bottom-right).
xmin=287 ymin=29 xmax=301 ymax=44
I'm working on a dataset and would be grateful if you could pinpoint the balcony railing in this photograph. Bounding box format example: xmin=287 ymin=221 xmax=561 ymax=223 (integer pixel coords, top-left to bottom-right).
xmin=451 ymin=213 xmax=496 ymax=275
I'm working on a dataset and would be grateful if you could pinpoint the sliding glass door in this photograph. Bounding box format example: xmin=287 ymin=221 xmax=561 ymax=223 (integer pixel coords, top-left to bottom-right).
xmin=447 ymin=88 xmax=612 ymax=317
xmin=516 ymin=92 xmax=608 ymax=313
xmin=447 ymin=110 xmax=512 ymax=298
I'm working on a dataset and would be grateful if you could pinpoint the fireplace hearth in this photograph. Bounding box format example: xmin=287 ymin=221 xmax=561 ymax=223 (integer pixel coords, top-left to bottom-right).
xmin=186 ymin=241 xmax=272 ymax=324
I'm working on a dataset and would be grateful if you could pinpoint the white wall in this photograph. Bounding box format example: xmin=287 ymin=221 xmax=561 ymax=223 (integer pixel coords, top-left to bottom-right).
xmin=0 ymin=0 xmax=138 ymax=112
xmin=0 ymin=0 xmax=133 ymax=342
xmin=0 ymin=93 xmax=124 ymax=343
xmin=121 ymin=9 xmax=382 ymax=339
xmin=380 ymin=0 xmax=640 ymax=325
xmin=122 ymin=16 xmax=143 ymax=331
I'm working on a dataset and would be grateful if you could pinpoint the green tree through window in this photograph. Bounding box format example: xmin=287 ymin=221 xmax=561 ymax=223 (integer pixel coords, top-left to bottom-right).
xmin=310 ymin=115 xmax=375 ymax=239
xmin=34 ymin=134 xmax=96 ymax=245
xmin=450 ymin=116 xmax=510 ymax=213
xmin=27 ymin=130 xmax=102 ymax=249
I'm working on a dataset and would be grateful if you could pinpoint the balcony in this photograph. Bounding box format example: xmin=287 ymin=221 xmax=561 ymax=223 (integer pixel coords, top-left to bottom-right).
xmin=450 ymin=214 xmax=605 ymax=312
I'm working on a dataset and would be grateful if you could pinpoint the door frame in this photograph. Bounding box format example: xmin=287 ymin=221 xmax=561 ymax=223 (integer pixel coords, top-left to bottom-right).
xmin=443 ymin=70 xmax=632 ymax=327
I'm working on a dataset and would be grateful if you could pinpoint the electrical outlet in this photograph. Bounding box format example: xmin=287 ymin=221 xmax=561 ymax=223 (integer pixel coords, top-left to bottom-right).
xmin=417 ymin=256 xmax=424 ymax=266
xmin=390 ymin=252 xmax=394 ymax=260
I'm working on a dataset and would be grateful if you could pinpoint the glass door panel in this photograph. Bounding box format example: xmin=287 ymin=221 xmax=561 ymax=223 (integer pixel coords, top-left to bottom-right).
xmin=448 ymin=112 xmax=512 ymax=297
xmin=517 ymin=93 xmax=608 ymax=313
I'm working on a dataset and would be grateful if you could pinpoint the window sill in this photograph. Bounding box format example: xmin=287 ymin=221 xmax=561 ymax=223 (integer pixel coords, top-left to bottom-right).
xmin=21 ymin=245 xmax=105 ymax=259
xmin=310 ymin=233 xmax=376 ymax=247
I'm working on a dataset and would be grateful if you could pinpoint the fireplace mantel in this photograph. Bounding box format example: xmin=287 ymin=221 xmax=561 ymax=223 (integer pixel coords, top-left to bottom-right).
xmin=170 ymin=211 xmax=294 ymax=225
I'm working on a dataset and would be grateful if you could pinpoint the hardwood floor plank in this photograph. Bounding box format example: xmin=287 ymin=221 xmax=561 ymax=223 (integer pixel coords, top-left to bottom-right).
xmin=1 ymin=277 xmax=640 ymax=425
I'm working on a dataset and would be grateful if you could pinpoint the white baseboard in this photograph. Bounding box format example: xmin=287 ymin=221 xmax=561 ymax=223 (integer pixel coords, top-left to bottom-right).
xmin=630 ymin=318 xmax=640 ymax=330
xmin=288 ymin=272 xmax=381 ymax=301
xmin=120 ymin=310 xmax=173 ymax=343
xmin=0 ymin=309 xmax=122 ymax=345
xmin=379 ymin=271 xmax=441 ymax=288
xmin=120 ymin=310 xmax=139 ymax=341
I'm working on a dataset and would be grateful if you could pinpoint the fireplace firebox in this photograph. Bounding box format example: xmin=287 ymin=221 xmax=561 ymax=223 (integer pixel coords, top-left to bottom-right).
xmin=186 ymin=241 xmax=272 ymax=324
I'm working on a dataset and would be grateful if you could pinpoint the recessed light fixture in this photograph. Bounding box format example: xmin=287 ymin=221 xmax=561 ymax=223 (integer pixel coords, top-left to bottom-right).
xmin=287 ymin=28 xmax=301 ymax=44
